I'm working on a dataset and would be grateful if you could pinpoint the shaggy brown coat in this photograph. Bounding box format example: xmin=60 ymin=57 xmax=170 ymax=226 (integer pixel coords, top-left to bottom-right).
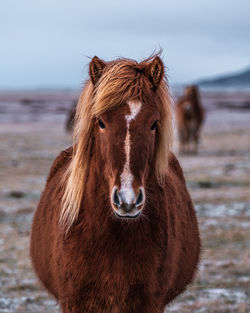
xmin=175 ymin=85 xmax=204 ymax=154
xmin=65 ymin=100 xmax=77 ymax=133
xmin=30 ymin=55 xmax=200 ymax=313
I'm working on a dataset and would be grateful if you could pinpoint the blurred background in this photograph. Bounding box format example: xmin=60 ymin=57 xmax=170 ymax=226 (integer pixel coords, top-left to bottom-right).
xmin=0 ymin=0 xmax=249 ymax=312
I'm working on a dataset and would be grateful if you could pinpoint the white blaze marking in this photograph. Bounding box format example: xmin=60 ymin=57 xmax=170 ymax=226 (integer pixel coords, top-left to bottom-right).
xmin=120 ymin=101 xmax=142 ymax=204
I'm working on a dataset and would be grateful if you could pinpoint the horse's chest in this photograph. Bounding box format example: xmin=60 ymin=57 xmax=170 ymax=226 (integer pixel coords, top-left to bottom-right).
xmin=62 ymin=238 xmax=161 ymax=312
xmin=187 ymin=118 xmax=197 ymax=131
xmin=82 ymin=246 xmax=159 ymax=290
xmin=75 ymin=270 xmax=159 ymax=313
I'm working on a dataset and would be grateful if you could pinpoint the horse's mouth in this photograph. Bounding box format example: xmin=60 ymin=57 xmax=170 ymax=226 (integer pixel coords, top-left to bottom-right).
xmin=114 ymin=211 xmax=141 ymax=219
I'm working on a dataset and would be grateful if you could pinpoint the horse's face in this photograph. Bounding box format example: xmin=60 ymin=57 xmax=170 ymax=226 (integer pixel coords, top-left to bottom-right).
xmin=96 ymin=100 xmax=159 ymax=219
xmin=183 ymin=101 xmax=193 ymax=115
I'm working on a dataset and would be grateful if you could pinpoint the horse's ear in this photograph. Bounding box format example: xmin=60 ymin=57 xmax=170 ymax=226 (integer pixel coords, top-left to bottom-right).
xmin=145 ymin=56 xmax=164 ymax=89
xmin=89 ymin=56 xmax=106 ymax=85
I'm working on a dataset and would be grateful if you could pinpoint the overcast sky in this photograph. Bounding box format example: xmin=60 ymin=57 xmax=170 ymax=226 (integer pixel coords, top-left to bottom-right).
xmin=1 ymin=0 xmax=249 ymax=89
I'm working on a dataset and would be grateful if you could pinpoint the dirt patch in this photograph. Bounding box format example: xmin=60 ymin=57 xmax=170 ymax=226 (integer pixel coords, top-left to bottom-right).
xmin=0 ymin=90 xmax=250 ymax=312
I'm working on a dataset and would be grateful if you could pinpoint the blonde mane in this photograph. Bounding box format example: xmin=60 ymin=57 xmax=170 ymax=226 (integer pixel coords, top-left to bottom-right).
xmin=60 ymin=56 xmax=173 ymax=231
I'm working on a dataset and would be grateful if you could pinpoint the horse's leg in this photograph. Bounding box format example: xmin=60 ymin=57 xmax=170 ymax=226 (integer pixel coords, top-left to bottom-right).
xmin=188 ymin=141 xmax=191 ymax=154
xmin=178 ymin=127 xmax=188 ymax=155
xmin=193 ymin=130 xmax=200 ymax=154
xmin=178 ymin=135 xmax=184 ymax=155
xmin=194 ymin=139 xmax=198 ymax=154
xmin=189 ymin=127 xmax=198 ymax=155
xmin=182 ymin=141 xmax=188 ymax=155
xmin=179 ymin=141 xmax=184 ymax=155
xmin=188 ymin=137 xmax=194 ymax=155
xmin=183 ymin=142 xmax=186 ymax=154
xmin=186 ymin=131 xmax=191 ymax=154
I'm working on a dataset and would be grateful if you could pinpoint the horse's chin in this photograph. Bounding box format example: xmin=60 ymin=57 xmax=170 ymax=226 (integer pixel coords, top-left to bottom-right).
xmin=114 ymin=211 xmax=141 ymax=220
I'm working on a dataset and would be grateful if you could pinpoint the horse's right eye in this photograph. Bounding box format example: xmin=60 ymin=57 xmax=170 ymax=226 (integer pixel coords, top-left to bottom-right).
xmin=98 ymin=119 xmax=106 ymax=129
xmin=151 ymin=120 xmax=158 ymax=131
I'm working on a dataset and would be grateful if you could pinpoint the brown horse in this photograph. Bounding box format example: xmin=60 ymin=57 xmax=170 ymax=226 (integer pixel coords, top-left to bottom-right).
xmin=30 ymin=55 xmax=200 ymax=313
xmin=175 ymin=85 xmax=204 ymax=154
xmin=65 ymin=100 xmax=77 ymax=133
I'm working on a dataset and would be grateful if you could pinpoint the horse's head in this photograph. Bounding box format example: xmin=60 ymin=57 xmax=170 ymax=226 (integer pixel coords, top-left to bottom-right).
xmin=61 ymin=55 xmax=172 ymax=228
xmin=95 ymin=99 xmax=160 ymax=219
xmin=182 ymin=100 xmax=193 ymax=116
xmin=89 ymin=56 xmax=172 ymax=219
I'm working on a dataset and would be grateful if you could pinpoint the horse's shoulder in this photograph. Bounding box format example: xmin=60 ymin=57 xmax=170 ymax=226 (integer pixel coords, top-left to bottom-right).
xmin=47 ymin=146 xmax=73 ymax=182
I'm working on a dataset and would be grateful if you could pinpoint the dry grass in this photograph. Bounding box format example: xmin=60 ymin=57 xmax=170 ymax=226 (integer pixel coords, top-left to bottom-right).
xmin=0 ymin=91 xmax=250 ymax=312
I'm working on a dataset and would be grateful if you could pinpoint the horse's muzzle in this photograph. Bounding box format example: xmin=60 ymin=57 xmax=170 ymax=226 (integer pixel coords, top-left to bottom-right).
xmin=111 ymin=186 xmax=145 ymax=218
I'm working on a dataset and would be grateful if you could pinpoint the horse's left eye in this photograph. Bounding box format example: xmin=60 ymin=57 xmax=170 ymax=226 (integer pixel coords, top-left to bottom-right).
xmin=98 ymin=119 xmax=106 ymax=129
xmin=151 ymin=120 xmax=158 ymax=131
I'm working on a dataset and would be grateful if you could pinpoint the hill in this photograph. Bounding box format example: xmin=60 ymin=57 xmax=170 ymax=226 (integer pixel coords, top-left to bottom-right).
xmin=198 ymin=67 xmax=250 ymax=88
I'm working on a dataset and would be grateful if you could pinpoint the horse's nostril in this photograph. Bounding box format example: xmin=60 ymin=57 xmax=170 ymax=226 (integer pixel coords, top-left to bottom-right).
xmin=135 ymin=188 xmax=144 ymax=207
xmin=112 ymin=187 xmax=121 ymax=207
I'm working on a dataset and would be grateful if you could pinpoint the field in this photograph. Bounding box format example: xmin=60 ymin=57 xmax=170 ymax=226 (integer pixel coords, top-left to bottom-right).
xmin=0 ymin=90 xmax=249 ymax=312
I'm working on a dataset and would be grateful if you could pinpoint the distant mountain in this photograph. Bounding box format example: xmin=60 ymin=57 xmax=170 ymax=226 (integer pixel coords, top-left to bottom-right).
xmin=198 ymin=67 xmax=250 ymax=88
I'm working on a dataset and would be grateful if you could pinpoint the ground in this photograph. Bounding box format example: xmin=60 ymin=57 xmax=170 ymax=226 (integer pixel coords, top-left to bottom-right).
xmin=0 ymin=90 xmax=249 ymax=313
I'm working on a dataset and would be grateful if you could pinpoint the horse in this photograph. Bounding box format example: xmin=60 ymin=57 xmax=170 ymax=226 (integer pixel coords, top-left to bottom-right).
xmin=65 ymin=100 xmax=77 ymax=133
xmin=175 ymin=85 xmax=204 ymax=154
xmin=30 ymin=55 xmax=200 ymax=313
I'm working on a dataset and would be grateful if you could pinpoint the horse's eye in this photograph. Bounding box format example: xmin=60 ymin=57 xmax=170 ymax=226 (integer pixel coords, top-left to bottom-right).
xmin=98 ymin=119 xmax=106 ymax=129
xmin=151 ymin=120 xmax=158 ymax=131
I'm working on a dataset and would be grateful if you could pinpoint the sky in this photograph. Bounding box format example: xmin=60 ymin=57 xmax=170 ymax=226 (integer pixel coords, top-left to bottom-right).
xmin=0 ymin=0 xmax=250 ymax=89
